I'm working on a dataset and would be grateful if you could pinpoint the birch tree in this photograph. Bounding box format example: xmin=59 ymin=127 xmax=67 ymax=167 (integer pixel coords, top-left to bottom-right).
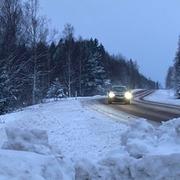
xmin=23 ymin=0 xmax=48 ymax=104
xmin=62 ymin=24 xmax=74 ymax=97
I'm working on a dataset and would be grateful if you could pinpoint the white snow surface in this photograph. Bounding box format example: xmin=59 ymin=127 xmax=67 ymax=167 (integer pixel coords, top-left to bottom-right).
xmin=0 ymin=97 xmax=180 ymax=179
xmin=144 ymin=89 xmax=180 ymax=105
xmin=0 ymin=149 xmax=64 ymax=180
xmin=0 ymin=98 xmax=127 ymax=161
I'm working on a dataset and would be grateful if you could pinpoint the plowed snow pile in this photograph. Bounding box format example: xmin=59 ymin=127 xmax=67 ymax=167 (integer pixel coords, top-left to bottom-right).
xmin=75 ymin=119 xmax=180 ymax=180
xmin=0 ymin=128 xmax=73 ymax=180
xmin=0 ymin=98 xmax=180 ymax=179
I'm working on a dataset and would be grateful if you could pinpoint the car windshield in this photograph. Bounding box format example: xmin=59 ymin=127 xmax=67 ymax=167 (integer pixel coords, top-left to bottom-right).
xmin=112 ymin=86 xmax=127 ymax=92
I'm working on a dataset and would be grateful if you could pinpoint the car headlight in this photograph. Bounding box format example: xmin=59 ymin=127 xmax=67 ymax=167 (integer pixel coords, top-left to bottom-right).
xmin=108 ymin=91 xmax=115 ymax=98
xmin=124 ymin=91 xmax=133 ymax=100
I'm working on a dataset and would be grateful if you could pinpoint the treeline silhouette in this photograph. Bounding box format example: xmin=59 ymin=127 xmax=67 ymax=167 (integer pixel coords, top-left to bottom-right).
xmin=0 ymin=0 xmax=156 ymax=114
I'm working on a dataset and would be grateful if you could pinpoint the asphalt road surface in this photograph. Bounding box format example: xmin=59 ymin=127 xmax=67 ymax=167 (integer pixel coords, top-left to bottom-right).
xmin=97 ymin=90 xmax=180 ymax=122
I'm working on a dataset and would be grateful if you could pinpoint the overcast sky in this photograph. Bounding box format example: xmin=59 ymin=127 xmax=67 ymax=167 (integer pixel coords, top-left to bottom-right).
xmin=39 ymin=0 xmax=180 ymax=86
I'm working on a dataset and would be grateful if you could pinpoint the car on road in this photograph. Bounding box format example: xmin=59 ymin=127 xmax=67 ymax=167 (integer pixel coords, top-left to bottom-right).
xmin=107 ymin=85 xmax=133 ymax=104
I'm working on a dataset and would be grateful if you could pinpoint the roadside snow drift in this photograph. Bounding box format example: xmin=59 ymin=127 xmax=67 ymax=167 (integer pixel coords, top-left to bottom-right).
xmin=75 ymin=118 xmax=180 ymax=180
xmin=0 ymin=128 xmax=72 ymax=180
xmin=0 ymin=98 xmax=180 ymax=179
xmin=0 ymin=150 xmax=63 ymax=180
xmin=2 ymin=128 xmax=51 ymax=154
xmin=144 ymin=89 xmax=180 ymax=105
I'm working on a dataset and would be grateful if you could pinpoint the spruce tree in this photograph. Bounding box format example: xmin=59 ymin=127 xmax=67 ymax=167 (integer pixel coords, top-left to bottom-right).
xmin=166 ymin=66 xmax=174 ymax=89
xmin=174 ymin=37 xmax=180 ymax=91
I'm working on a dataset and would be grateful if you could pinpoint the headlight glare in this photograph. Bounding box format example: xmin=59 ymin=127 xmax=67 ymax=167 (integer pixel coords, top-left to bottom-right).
xmin=109 ymin=91 xmax=115 ymax=98
xmin=125 ymin=92 xmax=133 ymax=100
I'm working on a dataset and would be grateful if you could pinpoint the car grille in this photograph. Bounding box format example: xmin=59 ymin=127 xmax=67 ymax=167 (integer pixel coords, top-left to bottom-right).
xmin=115 ymin=94 xmax=124 ymax=98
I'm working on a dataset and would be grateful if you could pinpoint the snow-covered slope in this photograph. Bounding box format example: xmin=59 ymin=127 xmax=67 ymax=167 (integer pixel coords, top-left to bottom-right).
xmin=144 ymin=89 xmax=180 ymax=105
xmin=0 ymin=98 xmax=127 ymax=161
xmin=0 ymin=97 xmax=180 ymax=179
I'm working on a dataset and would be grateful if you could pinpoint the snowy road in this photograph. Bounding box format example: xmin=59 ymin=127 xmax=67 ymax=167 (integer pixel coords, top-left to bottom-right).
xmin=94 ymin=90 xmax=180 ymax=122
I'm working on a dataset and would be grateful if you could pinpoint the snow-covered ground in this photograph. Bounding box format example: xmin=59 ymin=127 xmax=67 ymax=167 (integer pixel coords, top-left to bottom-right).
xmin=0 ymin=97 xmax=180 ymax=179
xmin=0 ymin=98 xmax=127 ymax=161
xmin=144 ymin=89 xmax=180 ymax=105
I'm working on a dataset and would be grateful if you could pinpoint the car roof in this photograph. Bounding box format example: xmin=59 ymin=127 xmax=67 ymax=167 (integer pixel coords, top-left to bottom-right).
xmin=112 ymin=85 xmax=127 ymax=88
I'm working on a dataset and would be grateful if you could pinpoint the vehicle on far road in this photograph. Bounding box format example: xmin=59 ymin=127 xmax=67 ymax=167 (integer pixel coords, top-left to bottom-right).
xmin=107 ymin=85 xmax=133 ymax=104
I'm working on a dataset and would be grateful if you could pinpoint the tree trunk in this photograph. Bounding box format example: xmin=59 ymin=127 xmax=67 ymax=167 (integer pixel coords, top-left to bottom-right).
xmin=68 ymin=52 xmax=71 ymax=97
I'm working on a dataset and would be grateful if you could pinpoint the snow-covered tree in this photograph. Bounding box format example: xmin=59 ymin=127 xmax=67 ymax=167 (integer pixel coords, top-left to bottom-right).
xmin=23 ymin=0 xmax=49 ymax=104
xmin=166 ymin=66 xmax=175 ymax=89
xmin=174 ymin=38 xmax=180 ymax=91
xmin=82 ymin=50 xmax=107 ymax=96
xmin=47 ymin=78 xmax=66 ymax=100
xmin=62 ymin=24 xmax=75 ymax=97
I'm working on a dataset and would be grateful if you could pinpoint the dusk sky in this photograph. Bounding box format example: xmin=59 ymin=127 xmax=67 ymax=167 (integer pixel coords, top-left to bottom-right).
xmin=39 ymin=0 xmax=180 ymax=86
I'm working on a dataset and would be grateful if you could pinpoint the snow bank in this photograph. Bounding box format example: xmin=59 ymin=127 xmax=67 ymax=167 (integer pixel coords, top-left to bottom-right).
xmin=74 ymin=154 xmax=180 ymax=180
xmin=2 ymin=128 xmax=51 ymax=155
xmin=74 ymin=118 xmax=180 ymax=180
xmin=0 ymin=128 xmax=74 ymax=180
xmin=97 ymin=153 xmax=180 ymax=180
xmin=158 ymin=118 xmax=180 ymax=144
xmin=75 ymin=160 xmax=100 ymax=180
xmin=1 ymin=119 xmax=180 ymax=179
xmin=0 ymin=150 xmax=63 ymax=180
xmin=144 ymin=89 xmax=180 ymax=105
xmin=121 ymin=119 xmax=156 ymax=158
xmin=120 ymin=118 xmax=180 ymax=156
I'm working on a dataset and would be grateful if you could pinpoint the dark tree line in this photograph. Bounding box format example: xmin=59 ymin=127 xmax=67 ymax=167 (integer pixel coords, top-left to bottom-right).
xmin=0 ymin=0 xmax=156 ymax=114
xmin=47 ymin=34 xmax=156 ymax=97
xmin=166 ymin=36 xmax=180 ymax=91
